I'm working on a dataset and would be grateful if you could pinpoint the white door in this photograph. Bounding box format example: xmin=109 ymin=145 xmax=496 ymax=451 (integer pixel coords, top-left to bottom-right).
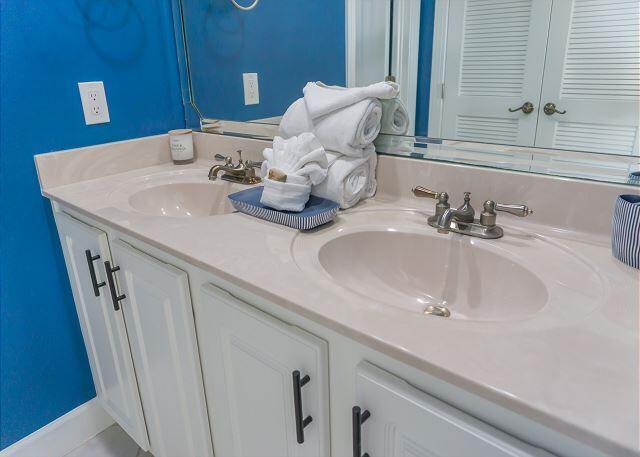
xmin=439 ymin=0 xmax=553 ymax=146
xmin=110 ymin=240 xmax=213 ymax=457
xmin=54 ymin=213 xmax=149 ymax=450
xmin=355 ymin=362 xmax=554 ymax=457
xmin=197 ymin=284 xmax=330 ymax=457
xmin=534 ymin=0 xmax=640 ymax=155
xmin=346 ymin=0 xmax=391 ymax=88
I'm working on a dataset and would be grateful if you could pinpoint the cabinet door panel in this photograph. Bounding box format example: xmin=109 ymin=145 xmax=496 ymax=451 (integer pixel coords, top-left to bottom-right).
xmin=535 ymin=0 xmax=639 ymax=155
xmin=54 ymin=213 xmax=149 ymax=450
xmin=198 ymin=284 xmax=330 ymax=457
xmin=356 ymin=362 xmax=553 ymax=457
xmin=111 ymin=240 xmax=213 ymax=457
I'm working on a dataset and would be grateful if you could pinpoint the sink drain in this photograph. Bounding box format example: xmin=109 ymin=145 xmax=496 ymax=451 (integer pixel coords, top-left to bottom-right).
xmin=424 ymin=305 xmax=451 ymax=318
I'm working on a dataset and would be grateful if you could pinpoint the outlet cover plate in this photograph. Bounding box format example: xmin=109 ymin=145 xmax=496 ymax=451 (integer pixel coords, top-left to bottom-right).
xmin=78 ymin=81 xmax=110 ymax=125
xmin=242 ymin=73 xmax=259 ymax=105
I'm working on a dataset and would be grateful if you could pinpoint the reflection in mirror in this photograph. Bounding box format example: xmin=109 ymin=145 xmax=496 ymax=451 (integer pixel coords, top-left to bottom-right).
xmin=176 ymin=0 xmax=640 ymax=185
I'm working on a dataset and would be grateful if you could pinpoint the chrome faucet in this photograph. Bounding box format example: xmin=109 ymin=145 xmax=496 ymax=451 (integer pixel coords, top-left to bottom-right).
xmin=436 ymin=192 xmax=474 ymax=234
xmin=208 ymin=150 xmax=262 ymax=184
xmin=412 ymin=186 xmax=533 ymax=239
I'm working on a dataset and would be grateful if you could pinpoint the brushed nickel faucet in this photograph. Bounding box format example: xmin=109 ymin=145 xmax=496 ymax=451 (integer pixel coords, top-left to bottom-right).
xmin=412 ymin=186 xmax=533 ymax=239
xmin=208 ymin=150 xmax=262 ymax=184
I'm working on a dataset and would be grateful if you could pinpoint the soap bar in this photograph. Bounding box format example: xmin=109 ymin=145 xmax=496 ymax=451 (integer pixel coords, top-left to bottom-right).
xmin=268 ymin=168 xmax=287 ymax=182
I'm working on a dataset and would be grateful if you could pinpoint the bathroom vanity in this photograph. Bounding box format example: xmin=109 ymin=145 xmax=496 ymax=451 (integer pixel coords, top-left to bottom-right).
xmin=34 ymin=133 xmax=638 ymax=457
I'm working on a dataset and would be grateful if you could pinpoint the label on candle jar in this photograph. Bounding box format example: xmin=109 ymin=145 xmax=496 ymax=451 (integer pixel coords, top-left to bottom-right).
xmin=169 ymin=129 xmax=194 ymax=162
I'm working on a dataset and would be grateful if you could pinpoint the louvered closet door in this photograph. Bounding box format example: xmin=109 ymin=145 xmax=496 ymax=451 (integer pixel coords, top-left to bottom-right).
xmin=441 ymin=0 xmax=552 ymax=146
xmin=534 ymin=0 xmax=640 ymax=155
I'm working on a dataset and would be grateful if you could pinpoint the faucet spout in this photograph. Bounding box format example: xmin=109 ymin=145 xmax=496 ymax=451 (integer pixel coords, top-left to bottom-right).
xmin=436 ymin=208 xmax=461 ymax=234
xmin=208 ymin=164 xmax=226 ymax=180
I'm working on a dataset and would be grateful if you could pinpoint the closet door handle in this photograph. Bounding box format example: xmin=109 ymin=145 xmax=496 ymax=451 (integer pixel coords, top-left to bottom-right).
xmin=543 ymin=102 xmax=566 ymax=115
xmin=352 ymin=406 xmax=371 ymax=457
xmin=292 ymin=370 xmax=312 ymax=444
xmin=508 ymin=102 xmax=534 ymax=114
xmin=104 ymin=261 xmax=125 ymax=311
xmin=84 ymin=249 xmax=106 ymax=297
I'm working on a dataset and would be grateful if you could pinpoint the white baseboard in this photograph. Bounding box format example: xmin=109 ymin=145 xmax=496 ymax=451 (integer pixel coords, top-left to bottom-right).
xmin=1 ymin=398 xmax=115 ymax=457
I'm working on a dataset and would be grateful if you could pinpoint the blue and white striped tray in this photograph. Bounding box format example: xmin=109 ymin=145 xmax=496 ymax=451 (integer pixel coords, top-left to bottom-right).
xmin=228 ymin=186 xmax=339 ymax=230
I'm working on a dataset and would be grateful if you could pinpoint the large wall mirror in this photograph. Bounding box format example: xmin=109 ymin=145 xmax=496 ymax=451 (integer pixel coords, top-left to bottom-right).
xmin=175 ymin=0 xmax=640 ymax=185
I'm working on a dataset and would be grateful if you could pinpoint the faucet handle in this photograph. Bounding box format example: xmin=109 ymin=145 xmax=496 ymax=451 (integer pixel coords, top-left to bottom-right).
xmin=412 ymin=186 xmax=440 ymax=199
xmin=481 ymin=200 xmax=533 ymax=226
xmin=246 ymin=160 xmax=263 ymax=169
xmin=214 ymin=154 xmax=233 ymax=165
xmin=495 ymin=202 xmax=533 ymax=217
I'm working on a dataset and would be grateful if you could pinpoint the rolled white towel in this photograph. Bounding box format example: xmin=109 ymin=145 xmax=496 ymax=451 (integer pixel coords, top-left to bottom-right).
xmin=311 ymin=148 xmax=378 ymax=209
xmin=260 ymin=133 xmax=329 ymax=212
xmin=303 ymin=81 xmax=399 ymax=119
xmin=380 ymin=98 xmax=410 ymax=135
xmin=280 ymin=98 xmax=382 ymax=158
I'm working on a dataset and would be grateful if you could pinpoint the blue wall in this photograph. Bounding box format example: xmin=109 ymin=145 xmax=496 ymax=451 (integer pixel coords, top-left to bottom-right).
xmin=416 ymin=0 xmax=436 ymax=137
xmin=182 ymin=0 xmax=346 ymax=123
xmin=0 ymin=1 xmax=184 ymax=449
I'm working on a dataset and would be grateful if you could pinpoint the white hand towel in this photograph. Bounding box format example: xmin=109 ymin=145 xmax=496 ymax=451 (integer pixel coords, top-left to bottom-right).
xmin=260 ymin=133 xmax=329 ymax=212
xmin=311 ymin=148 xmax=378 ymax=209
xmin=260 ymin=179 xmax=313 ymax=213
xmin=261 ymin=133 xmax=329 ymax=185
xmin=380 ymin=98 xmax=410 ymax=135
xmin=279 ymin=98 xmax=382 ymax=158
xmin=303 ymin=81 xmax=399 ymax=119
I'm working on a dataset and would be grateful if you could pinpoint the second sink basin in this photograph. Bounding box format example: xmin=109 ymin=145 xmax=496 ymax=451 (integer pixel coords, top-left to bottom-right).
xmin=318 ymin=230 xmax=548 ymax=321
xmin=292 ymin=210 xmax=604 ymax=322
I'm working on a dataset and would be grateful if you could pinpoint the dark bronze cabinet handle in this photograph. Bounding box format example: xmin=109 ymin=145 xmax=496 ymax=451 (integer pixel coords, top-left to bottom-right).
xmin=292 ymin=370 xmax=312 ymax=444
xmin=84 ymin=249 xmax=106 ymax=297
xmin=104 ymin=261 xmax=125 ymax=311
xmin=352 ymin=406 xmax=370 ymax=457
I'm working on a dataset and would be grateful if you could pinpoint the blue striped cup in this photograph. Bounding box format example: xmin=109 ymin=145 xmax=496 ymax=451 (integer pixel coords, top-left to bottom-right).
xmin=612 ymin=194 xmax=640 ymax=269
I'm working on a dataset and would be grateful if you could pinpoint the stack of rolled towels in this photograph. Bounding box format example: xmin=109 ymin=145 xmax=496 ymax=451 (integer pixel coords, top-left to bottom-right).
xmin=272 ymin=81 xmax=406 ymax=209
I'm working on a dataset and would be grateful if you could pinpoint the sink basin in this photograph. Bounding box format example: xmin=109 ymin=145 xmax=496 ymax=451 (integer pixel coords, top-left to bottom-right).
xmin=128 ymin=182 xmax=235 ymax=217
xmin=318 ymin=231 xmax=548 ymax=321
xmin=292 ymin=210 xmax=604 ymax=322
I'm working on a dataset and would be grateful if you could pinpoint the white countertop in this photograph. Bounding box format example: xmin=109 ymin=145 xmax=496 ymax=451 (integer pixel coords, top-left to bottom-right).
xmin=38 ymin=154 xmax=639 ymax=456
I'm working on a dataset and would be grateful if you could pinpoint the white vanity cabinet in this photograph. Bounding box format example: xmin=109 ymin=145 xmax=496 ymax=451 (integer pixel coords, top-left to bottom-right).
xmin=196 ymin=283 xmax=330 ymax=457
xmin=354 ymin=362 xmax=552 ymax=457
xmin=110 ymin=240 xmax=213 ymax=457
xmin=54 ymin=212 xmax=213 ymax=457
xmin=55 ymin=213 xmax=150 ymax=451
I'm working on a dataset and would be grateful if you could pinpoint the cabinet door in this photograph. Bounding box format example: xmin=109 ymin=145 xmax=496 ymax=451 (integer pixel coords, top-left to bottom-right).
xmin=198 ymin=284 xmax=330 ymax=457
xmin=355 ymin=362 xmax=553 ymax=457
xmin=110 ymin=240 xmax=213 ymax=457
xmin=534 ymin=0 xmax=639 ymax=155
xmin=54 ymin=213 xmax=149 ymax=450
xmin=440 ymin=0 xmax=552 ymax=146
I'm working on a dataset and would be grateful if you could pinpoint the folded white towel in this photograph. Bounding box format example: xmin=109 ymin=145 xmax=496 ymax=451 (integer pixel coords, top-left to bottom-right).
xmin=280 ymin=98 xmax=382 ymax=158
xmin=303 ymin=81 xmax=399 ymax=119
xmin=261 ymin=133 xmax=328 ymax=185
xmin=312 ymin=148 xmax=378 ymax=209
xmin=260 ymin=178 xmax=312 ymax=213
xmin=380 ymin=98 xmax=410 ymax=135
xmin=260 ymin=133 xmax=329 ymax=212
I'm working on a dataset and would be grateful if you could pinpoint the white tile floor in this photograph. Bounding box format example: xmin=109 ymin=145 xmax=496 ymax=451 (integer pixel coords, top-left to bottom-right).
xmin=64 ymin=425 xmax=153 ymax=457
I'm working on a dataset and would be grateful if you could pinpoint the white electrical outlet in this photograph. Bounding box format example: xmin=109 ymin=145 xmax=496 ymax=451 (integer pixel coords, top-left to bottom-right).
xmin=78 ymin=81 xmax=110 ymax=125
xmin=242 ymin=73 xmax=260 ymax=105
